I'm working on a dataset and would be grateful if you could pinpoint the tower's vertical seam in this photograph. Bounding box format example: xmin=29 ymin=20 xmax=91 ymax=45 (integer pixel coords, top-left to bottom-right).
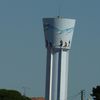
xmin=49 ymin=49 xmax=53 ymax=100
xmin=57 ymin=49 xmax=63 ymax=100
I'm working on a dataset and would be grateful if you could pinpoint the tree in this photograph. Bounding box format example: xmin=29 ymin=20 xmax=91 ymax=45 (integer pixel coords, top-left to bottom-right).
xmin=91 ymin=86 xmax=100 ymax=100
xmin=0 ymin=89 xmax=31 ymax=100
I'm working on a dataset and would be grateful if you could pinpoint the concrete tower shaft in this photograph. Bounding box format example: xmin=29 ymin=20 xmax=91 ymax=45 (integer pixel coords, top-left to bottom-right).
xmin=43 ymin=18 xmax=76 ymax=100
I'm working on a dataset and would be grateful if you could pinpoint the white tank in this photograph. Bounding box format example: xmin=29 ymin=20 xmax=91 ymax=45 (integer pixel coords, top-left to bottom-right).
xmin=43 ymin=17 xmax=76 ymax=100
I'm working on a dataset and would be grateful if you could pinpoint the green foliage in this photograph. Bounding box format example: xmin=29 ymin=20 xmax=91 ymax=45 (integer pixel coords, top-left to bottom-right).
xmin=0 ymin=89 xmax=31 ymax=100
xmin=91 ymin=86 xmax=100 ymax=100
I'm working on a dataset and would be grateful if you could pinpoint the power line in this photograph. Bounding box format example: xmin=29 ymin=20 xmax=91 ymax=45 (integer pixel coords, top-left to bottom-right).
xmin=68 ymin=92 xmax=81 ymax=100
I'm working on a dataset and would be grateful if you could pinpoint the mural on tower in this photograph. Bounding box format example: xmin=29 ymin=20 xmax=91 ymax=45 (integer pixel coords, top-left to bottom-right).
xmin=43 ymin=18 xmax=75 ymax=49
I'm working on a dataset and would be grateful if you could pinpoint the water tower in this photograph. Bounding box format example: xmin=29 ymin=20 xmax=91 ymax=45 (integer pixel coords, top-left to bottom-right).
xmin=43 ymin=17 xmax=76 ymax=100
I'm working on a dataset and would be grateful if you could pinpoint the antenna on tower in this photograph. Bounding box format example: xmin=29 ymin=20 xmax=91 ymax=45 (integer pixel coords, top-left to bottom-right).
xmin=57 ymin=0 xmax=62 ymax=17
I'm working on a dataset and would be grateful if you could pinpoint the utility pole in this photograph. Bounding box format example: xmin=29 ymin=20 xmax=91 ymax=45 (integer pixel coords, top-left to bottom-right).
xmin=22 ymin=86 xmax=30 ymax=96
xmin=81 ymin=90 xmax=85 ymax=100
xmin=22 ymin=86 xmax=26 ymax=96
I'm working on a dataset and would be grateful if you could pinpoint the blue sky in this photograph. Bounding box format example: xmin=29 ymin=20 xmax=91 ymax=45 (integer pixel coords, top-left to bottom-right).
xmin=0 ymin=0 xmax=100 ymax=99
